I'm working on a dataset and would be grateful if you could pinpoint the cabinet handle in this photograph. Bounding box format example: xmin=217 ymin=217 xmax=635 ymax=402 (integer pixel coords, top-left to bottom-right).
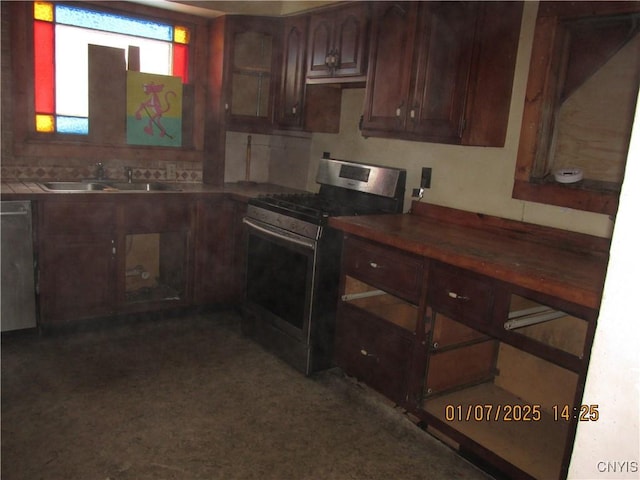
xmin=111 ymin=239 xmax=116 ymax=256
xmin=448 ymin=290 xmax=470 ymax=302
xmin=369 ymin=261 xmax=382 ymax=269
xmin=360 ymin=348 xmax=377 ymax=359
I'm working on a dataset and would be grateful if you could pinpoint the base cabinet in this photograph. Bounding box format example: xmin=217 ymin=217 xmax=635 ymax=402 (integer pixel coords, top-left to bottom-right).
xmin=335 ymin=302 xmax=413 ymax=404
xmin=37 ymin=195 xmax=243 ymax=328
xmin=334 ymin=234 xmax=598 ymax=480
xmin=39 ymin=233 xmax=116 ymax=323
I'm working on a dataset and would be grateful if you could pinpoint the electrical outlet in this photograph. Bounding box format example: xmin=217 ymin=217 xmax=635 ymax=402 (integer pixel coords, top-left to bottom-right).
xmin=421 ymin=167 xmax=432 ymax=189
xmin=166 ymin=163 xmax=176 ymax=181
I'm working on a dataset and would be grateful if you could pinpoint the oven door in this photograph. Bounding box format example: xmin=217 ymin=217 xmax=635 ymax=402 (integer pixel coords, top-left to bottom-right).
xmin=243 ymin=217 xmax=317 ymax=343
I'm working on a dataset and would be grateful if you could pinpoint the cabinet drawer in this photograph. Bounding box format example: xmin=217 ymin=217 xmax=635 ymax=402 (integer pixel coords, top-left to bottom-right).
xmin=425 ymin=340 xmax=497 ymax=396
xmin=429 ymin=262 xmax=495 ymax=327
xmin=41 ymin=201 xmax=116 ymax=234
xmin=121 ymin=199 xmax=191 ymax=232
xmin=343 ymin=236 xmax=424 ymax=304
xmin=335 ymin=302 xmax=413 ymax=403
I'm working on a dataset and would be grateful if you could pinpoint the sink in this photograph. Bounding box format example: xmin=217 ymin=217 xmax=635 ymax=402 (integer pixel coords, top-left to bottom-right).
xmin=39 ymin=181 xmax=181 ymax=192
xmin=106 ymin=182 xmax=181 ymax=191
xmin=40 ymin=182 xmax=109 ymax=192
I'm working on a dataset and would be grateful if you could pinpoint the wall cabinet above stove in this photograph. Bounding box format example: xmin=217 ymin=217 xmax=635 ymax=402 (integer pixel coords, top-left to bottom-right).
xmin=361 ymin=1 xmax=523 ymax=147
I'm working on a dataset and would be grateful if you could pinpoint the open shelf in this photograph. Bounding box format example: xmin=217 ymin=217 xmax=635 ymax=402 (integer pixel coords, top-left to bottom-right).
xmin=342 ymin=275 xmax=418 ymax=331
xmin=424 ymin=382 xmax=570 ymax=480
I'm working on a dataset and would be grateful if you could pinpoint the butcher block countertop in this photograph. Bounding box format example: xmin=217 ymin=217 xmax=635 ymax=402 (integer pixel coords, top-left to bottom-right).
xmin=329 ymin=201 xmax=610 ymax=310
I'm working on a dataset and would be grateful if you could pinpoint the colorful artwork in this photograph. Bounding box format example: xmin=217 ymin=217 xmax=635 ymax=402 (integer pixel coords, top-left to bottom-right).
xmin=127 ymin=71 xmax=182 ymax=147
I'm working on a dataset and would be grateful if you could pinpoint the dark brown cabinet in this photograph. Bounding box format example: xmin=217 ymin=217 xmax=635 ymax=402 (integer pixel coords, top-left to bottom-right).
xmin=194 ymin=198 xmax=246 ymax=305
xmin=362 ymin=1 xmax=522 ymax=146
xmin=276 ymin=16 xmax=308 ymax=129
xmin=331 ymin=204 xmax=607 ymax=480
xmin=306 ymin=2 xmax=370 ymax=83
xmin=38 ymin=201 xmax=117 ymax=325
xmin=334 ymin=235 xmax=424 ymax=405
xmin=38 ymin=197 xmax=195 ymax=327
xmin=335 ymin=302 xmax=414 ymax=403
xmin=224 ymin=16 xmax=281 ymax=133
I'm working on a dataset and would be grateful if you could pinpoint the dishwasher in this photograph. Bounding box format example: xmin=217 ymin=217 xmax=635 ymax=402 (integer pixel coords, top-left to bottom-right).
xmin=1 ymin=201 xmax=37 ymax=331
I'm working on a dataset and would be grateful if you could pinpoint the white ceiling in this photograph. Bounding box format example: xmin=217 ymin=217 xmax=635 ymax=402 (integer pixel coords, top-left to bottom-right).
xmin=131 ymin=0 xmax=339 ymax=18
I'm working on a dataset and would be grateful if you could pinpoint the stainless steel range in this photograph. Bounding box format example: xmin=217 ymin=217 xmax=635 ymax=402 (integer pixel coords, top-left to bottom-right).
xmin=241 ymin=157 xmax=406 ymax=375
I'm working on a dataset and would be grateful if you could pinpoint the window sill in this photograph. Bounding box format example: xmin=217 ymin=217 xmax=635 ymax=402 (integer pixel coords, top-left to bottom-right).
xmin=512 ymin=179 xmax=619 ymax=217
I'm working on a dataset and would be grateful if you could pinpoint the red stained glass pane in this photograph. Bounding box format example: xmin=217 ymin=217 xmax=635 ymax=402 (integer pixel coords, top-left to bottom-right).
xmin=34 ymin=20 xmax=55 ymax=113
xmin=172 ymin=43 xmax=188 ymax=83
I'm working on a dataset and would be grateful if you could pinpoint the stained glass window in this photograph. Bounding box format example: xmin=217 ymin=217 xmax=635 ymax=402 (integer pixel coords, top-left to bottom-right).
xmin=33 ymin=2 xmax=190 ymax=135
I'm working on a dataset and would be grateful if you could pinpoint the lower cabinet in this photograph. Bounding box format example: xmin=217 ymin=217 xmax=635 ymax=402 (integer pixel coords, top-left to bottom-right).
xmin=335 ymin=302 xmax=414 ymax=404
xmin=193 ymin=198 xmax=247 ymax=305
xmin=334 ymin=235 xmax=597 ymax=480
xmin=37 ymin=195 xmax=245 ymax=327
xmin=39 ymin=233 xmax=116 ymax=322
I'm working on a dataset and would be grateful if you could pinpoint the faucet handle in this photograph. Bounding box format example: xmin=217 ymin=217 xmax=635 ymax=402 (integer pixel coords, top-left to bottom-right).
xmin=124 ymin=166 xmax=133 ymax=183
xmin=95 ymin=162 xmax=105 ymax=180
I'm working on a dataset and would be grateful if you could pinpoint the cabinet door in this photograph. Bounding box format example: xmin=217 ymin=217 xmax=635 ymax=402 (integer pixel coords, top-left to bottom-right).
xmin=194 ymin=198 xmax=245 ymax=305
xmin=226 ymin=16 xmax=281 ymax=133
xmin=361 ymin=2 xmax=417 ymax=132
xmin=38 ymin=201 xmax=117 ymax=326
xmin=331 ymin=3 xmax=369 ymax=78
xmin=307 ymin=11 xmax=334 ymax=79
xmin=408 ymin=2 xmax=476 ymax=141
xmin=39 ymin=234 xmax=116 ymax=325
xmin=277 ymin=16 xmax=308 ymax=129
xmin=307 ymin=3 xmax=369 ymax=81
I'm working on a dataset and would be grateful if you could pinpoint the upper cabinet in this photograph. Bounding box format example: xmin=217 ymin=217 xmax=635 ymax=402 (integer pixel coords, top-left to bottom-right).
xmin=277 ymin=16 xmax=308 ymax=129
xmin=361 ymin=1 xmax=523 ymax=147
xmin=224 ymin=16 xmax=282 ymax=133
xmin=306 ymin=2 xmax=370 ymax=83
xmin=513 ymin=1 xmax=640 ymax=216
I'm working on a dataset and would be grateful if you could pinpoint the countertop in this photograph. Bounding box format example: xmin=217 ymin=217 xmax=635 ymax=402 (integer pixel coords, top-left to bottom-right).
xmin=0 ymin=181 xmax=306 ymax=202
xmin=329 ymin=203 xmax=609 ymax=310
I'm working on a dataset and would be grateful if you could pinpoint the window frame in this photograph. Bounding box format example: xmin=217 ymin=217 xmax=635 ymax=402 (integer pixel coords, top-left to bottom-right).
xmin=6 ymin=1 xmax=208 ymax=163
xmin=512 ymin=1 xmax=640 ymax=217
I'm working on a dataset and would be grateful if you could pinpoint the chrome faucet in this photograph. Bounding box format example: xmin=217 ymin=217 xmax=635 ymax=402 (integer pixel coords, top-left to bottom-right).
xmin=95 ymin=162 xmax=105 ymax=180
xmin=125 ymin=167 xmax=133 ymax=183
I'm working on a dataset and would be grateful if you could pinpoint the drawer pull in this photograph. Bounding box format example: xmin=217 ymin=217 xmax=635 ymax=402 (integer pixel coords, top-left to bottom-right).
xmin=448 ymin=290 xmax=470 ymax=302
xmin=360 ymin=349 xmax=376 ymax=358
xmin=369 ymin=261 xmax=382 ymax=269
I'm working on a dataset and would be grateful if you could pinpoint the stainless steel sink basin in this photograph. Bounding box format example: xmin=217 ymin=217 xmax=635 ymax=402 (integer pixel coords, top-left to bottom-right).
xmin=107 ymin=182 xmax=181 ymax=191
xmin=39 ymin=181 xmax=180 ymax=192
xmin=40 ymin=182 xmax=109 ymax=192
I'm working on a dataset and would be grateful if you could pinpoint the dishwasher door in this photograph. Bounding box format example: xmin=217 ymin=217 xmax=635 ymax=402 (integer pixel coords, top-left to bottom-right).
xmin=1 ymin=201 xmax=37 ymax=331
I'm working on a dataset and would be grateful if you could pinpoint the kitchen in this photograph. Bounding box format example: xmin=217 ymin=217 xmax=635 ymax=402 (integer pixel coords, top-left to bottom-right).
xmin=1 ymin=1 xmax=639 ymax=479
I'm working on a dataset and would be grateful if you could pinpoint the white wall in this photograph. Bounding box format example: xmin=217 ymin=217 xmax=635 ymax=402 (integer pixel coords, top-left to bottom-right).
xmin=567 ymin=77 xmax=640 ymax=480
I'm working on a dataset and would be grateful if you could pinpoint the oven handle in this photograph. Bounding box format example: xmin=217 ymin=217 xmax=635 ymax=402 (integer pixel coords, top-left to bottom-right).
xmin=243 ymin=217 xmax=317 ymax=251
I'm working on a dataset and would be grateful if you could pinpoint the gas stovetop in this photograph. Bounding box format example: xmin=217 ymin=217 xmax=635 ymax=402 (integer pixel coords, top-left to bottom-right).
xmin=248 ymin=192 xmax=370 ymax=224
xmin=246 ymin=158 xmax=406 ymax=235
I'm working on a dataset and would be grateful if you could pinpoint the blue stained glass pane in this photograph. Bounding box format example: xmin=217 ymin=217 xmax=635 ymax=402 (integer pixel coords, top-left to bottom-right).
xmin=55 ymin=5 xmax=172 ymax=41
xmin=57 ymin=116 xmax=89 ymax=135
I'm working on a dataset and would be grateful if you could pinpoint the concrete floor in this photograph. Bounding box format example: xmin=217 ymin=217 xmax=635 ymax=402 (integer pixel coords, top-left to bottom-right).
xmin=2 ymin=311 xmax=494 ymax=480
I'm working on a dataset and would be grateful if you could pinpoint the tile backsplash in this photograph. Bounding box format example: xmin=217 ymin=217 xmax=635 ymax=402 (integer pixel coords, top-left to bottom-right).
xmin=1 ymin=161 xmax=202 ymax=183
